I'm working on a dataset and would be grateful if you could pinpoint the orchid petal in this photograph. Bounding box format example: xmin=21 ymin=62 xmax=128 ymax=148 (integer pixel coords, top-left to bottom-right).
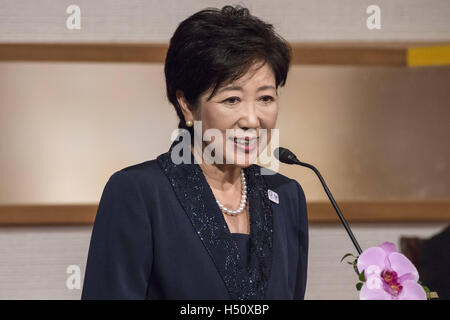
xmin=366 ymin=274 xmax=383 ymax=290
xmin=398 ymin=281 xmax=427 ymax=300
xmin=357 ymin=247 xmax=387 ymax=273
xmin=388 ymin=252 xmax=419 ymax=280
xmin=360 ymin=284 xmax=392 ymax=300
xmin=379 ymin=242 xmax=397 ymax=255
xmin=398 ymin=273 xmax=419 ymax=283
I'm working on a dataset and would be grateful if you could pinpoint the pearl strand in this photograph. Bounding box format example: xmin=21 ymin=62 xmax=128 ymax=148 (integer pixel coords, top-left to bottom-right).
xmin=216 ymin=170 xmax=247 ymax=216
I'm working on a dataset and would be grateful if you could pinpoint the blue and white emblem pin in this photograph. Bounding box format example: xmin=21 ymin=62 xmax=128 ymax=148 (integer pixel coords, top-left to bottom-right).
xmin=267 ymin=189 xmax=279 ymax=204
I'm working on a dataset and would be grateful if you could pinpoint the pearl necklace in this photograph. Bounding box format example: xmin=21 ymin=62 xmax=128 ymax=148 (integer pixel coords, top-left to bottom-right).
xmin=216 ymin=170 xmax=247 ymax=216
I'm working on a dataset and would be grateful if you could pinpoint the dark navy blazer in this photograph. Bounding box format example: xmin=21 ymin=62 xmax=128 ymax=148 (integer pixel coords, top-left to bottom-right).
xmin=81 ymin=138 xmax=308 ymax=300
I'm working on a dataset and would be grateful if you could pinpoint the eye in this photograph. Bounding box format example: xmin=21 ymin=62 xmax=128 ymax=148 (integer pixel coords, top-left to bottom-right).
xmin=222 ymin=96 xmax=241 ymax=105
xmin=259 ymin=95 xmax=275 ymax=104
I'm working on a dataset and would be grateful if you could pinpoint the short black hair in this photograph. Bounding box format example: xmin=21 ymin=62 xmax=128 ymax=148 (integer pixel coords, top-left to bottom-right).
xmin=164 ymin=4 xmax=292 ymax=133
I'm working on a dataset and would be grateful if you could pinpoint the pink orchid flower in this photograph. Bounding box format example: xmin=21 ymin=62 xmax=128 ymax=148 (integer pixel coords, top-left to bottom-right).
xmin=356 ymin=242 xmax=427 ymax=300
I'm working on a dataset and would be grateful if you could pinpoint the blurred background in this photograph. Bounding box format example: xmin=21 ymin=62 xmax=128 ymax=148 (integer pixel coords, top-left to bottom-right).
xmin=0 ymin=0 xmax=449 ymax=299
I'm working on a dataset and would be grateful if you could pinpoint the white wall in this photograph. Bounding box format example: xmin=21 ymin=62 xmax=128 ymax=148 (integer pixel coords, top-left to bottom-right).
xmin=0 ymin=0 xmax=449 ymax=43
xmin=0 ymin=222 xmax=446 ymax=299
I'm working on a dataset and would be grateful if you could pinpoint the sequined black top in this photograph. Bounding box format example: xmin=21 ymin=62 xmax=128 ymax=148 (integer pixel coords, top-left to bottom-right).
xmin=82 ymin=136 xmax=309 ymax=300
xmin=232 ymin=233 xmax=251 ymax=270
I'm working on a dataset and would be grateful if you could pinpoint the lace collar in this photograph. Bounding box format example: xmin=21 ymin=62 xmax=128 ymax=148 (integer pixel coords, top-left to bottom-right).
xmin=156 ymin=135 xmax=273 ymax=300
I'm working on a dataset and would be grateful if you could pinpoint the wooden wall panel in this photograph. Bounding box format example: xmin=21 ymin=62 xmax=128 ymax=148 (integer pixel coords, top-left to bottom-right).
xmin=1 ymin=202 xmax=449 ymax=225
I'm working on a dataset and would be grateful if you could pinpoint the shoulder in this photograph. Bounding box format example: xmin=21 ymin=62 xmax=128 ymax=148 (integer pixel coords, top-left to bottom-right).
xmin=251 ymin=164 xmax=305 ymax=200
xmin=251 ymin=164 xmax=308 ymax=228
xmin=104 ymin=157 xmax=167 ymax=192
xmin=120 ymin=158 xmax=163 ymax=178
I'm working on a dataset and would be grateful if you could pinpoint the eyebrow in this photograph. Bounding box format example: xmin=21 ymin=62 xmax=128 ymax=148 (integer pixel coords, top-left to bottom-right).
xmin=217 ymin=85 xmax=276 ymax=94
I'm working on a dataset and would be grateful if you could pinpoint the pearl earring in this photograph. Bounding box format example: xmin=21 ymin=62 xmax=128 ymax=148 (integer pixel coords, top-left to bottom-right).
xmin=186 ymin=120 xmax=193 ymax=127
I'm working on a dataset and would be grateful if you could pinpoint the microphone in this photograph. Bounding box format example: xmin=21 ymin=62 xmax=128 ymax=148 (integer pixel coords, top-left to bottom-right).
xmin=275 ymin=147 xmax=363 ymax=254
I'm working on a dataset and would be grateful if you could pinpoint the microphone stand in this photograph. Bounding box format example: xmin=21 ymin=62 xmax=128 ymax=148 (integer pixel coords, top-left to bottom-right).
xmin=298 ymin=160 xmax=362 ymax=254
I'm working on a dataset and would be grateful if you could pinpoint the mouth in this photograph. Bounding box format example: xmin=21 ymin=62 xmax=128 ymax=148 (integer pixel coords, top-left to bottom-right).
xmin=228 ymin=136 xmax=259 ymax=152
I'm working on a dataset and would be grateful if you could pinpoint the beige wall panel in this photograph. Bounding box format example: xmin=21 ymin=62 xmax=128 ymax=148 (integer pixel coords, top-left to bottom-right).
xmin=1 ymin=63 xmax=449 ymax=204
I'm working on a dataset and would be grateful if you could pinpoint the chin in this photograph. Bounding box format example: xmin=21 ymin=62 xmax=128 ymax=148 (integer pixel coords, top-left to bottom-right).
xmin=224 ymin=150 xmax=259 ymax=168
xmin=232 ymin=161 xmax=253 ymax=168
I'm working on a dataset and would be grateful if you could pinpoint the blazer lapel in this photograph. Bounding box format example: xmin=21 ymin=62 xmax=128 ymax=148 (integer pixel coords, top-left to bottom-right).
xmin=156 ymin=135 xmax=273 ymax=300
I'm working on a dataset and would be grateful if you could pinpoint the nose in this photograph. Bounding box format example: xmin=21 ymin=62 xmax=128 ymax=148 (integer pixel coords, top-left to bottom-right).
xmin=238 ymin=102 xmax=260 ymax=131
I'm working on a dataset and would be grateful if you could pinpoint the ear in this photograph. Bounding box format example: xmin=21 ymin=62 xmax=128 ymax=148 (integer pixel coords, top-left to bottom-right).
xmin=176 ymin=90 xmax=195 ymax=122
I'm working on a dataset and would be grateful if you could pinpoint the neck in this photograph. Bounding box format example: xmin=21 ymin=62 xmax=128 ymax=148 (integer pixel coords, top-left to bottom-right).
xmin=191 ymin=145 xmax=242 ymax=192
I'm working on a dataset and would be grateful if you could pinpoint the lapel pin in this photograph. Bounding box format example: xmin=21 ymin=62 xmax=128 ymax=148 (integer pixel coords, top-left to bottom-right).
xmin=267 ymin=189 xmax=279 ymax=204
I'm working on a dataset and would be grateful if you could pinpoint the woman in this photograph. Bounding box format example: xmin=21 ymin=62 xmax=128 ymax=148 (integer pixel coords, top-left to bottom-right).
xmin=81 ymin=5 xmax=308 ymax=300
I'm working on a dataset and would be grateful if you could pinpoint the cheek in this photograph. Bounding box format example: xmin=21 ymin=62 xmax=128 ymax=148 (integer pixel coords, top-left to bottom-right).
xmin=201 ymin=105 xmax=234 ymax=132
xmin=260 ymin=105 xmax=278 ymax=129
xmin=259 ymin=106 xmax=278 ymax=146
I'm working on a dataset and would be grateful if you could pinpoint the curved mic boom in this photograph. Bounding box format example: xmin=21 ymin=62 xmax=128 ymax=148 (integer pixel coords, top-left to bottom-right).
xmin=275 ymin=147 xmax=363 ymax=254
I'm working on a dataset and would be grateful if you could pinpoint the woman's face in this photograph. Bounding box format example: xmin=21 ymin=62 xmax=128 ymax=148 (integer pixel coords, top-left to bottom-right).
xmin=179 ymin=61 xmax=279 ymax=168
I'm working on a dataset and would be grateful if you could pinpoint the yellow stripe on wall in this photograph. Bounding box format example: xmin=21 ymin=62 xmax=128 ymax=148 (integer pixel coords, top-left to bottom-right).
xmin=408 ymin=45 xmax=450 ymax=67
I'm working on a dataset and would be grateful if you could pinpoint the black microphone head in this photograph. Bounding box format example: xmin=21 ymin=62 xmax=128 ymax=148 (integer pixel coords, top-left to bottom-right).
xmin=274 ymin=147 xmax=300 ymax=165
